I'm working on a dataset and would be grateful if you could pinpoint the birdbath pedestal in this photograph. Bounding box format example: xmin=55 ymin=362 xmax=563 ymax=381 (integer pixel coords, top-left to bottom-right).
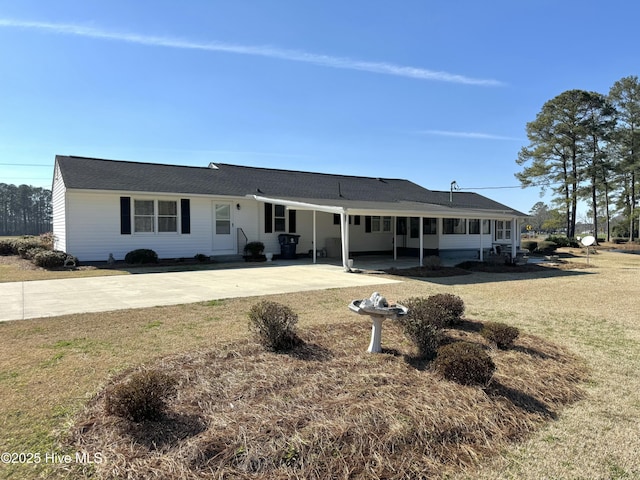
xmin=349 ymin=292 xmax=408 ymax=353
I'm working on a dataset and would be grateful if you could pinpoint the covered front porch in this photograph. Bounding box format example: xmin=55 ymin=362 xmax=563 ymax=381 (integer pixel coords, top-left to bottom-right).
xmin=252 ymin=195 xmax=525 ymax=271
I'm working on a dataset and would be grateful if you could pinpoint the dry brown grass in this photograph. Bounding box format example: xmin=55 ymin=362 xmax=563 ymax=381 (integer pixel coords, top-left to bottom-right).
xmin=66 ymin=322 xmax=585 ymax=480
xmin=0 ymin=255 xmax=128 ymax=282
xmin=0 ymin=248 xmax=639 ymax=479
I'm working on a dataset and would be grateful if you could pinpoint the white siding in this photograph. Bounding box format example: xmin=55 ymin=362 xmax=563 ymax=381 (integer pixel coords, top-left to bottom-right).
xmin=60 ymin=189 xmax=519 ymax=263
xmin=257 ymin=212 xmax=395 ymax=258
xmin=51 ymin=164 xmax=67 ymax=252
xmin=64 ymin=191 xmax=259 ymax=262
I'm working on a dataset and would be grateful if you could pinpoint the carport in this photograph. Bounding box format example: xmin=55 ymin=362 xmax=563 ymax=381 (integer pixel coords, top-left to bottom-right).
xmin=252 ymin=195 xmax=523 ymax=271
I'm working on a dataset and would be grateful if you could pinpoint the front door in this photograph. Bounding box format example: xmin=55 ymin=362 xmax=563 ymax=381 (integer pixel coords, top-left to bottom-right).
xmin=213 ymin=203 xmax=235 ymax=253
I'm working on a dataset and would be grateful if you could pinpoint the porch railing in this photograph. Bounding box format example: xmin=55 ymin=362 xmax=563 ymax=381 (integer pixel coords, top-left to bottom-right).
xmin=237 ymin=227 xmax=248 ymax=254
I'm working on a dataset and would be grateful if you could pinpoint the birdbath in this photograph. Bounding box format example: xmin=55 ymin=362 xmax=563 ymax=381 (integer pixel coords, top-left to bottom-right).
xmin=349 ymin=292 xmax=408 ymax=353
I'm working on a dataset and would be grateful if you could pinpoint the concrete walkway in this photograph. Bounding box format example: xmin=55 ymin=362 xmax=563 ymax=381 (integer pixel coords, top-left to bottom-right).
xmin=0 ymin=263 xmax=401 ymax=322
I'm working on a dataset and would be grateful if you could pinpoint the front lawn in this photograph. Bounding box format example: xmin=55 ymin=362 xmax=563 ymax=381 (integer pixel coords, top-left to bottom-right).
xmin=0 ymin=250 xmax=639 ymax=478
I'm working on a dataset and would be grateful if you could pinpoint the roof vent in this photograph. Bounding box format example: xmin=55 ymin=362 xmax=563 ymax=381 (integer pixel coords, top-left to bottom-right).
xmin=208 ymin=162 xmax=219 ymax=169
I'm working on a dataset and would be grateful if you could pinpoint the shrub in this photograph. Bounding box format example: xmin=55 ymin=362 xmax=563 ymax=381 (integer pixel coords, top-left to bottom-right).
xmin=23 ymin=246 xmax=47 ymax=260
xmin=248 ymin=300 xmax=299 ymax=351
xmin=427 ymin=293 xmax=465 ymax=325
xmin=194 ymin=253 xmax=208 ymax=262
xmin=0 ymin=239 xmax=15 ymax=255
xmin=125 ymin=248 xmax=159 ymax=264
xmin=546 ymin=235 xmax=579 ymax=248
xmin=536 ymin=241 xmax=558 ymax=253
xmin=33 ymin=250 xmax=68 ymax=268
xmin=481 ymin=322 xmax=520 ymax=349
xmin=31 ymin=250 xmax=78 ymax=269
xmin=105 ymin=370 xmax=177 ymax=422
xmin=244 ymin=241 xmax=265 ymax=257
xmin=399 ymin=297 xmax=447 ymax=358
xmin=39 ymin=232 xmax=55 ymax=250
xmin=521 ymin=240 xmax=538 ymax=253
xmin=14 ymin=237 xmax=46 ymax=258
xmin=434 ymin=342 xmax=496 ymax=386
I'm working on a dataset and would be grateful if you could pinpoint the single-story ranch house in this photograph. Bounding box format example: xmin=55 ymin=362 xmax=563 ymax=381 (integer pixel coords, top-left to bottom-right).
xmin=52 ymin=155 xmax=527 ymax=270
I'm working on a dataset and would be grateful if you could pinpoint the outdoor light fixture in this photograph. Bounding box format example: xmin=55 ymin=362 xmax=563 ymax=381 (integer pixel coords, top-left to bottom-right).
xmin=236 ymin=203 xmax=241 ymax=210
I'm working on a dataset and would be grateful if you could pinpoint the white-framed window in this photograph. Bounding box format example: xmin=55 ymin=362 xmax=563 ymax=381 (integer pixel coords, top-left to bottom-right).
xmin=215 ymin=204 xmax=231 ymax=235
xmin=443 ymin=218 xmax=466 ymax=234
xmin=158 ymin=200 xmax=178 ymax=232
xmin=134 ymin=199 xmax=178 ymax=233
xmin=274 ymin=204 xmax=286 ymax=232
xmin=370 ymin=216 xmax=392 ymax=233
xmin=134 ymin=200 xmax=155 ymax=233
xmin=495 ymin=220 xmax=512 ymax=240
xmin=423 ymin=218 xmax=437 ymax=235
xmin=469 ymin=219 xmax=491 ymax=235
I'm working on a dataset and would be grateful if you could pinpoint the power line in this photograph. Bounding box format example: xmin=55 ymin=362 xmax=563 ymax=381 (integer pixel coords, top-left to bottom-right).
xmin=460 ymin=181 xmax=560 ymax=190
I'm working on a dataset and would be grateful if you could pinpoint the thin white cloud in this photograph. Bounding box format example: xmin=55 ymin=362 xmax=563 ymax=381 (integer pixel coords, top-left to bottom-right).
xmin=0 ymin=18 xmax=504 ymax=86
xmin=421 ymin=130 xmax=522 ymax=141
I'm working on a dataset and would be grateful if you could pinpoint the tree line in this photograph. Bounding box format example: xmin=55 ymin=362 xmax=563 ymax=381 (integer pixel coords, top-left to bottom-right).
xmin=0 ymin=183 xmax=52 ymax=236
xmin=517 ymin=75 xmax=640 ymax=241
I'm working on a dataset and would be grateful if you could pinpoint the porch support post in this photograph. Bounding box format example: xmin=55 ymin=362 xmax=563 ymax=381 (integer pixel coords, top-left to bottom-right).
xmin=511 ymin=217 xmax=517 ymax=260
xmin=419 ymin=217 xmax=424 ymax=266
xmin=340 ymin=212 xmax=350 ymax=271
xmin=312 ymin=210 xmax=317 ymax=264
xmin=393 ymin=216 xmax=397 ymax=261
xmin=479 ymin=220 xmax=484 ymax=261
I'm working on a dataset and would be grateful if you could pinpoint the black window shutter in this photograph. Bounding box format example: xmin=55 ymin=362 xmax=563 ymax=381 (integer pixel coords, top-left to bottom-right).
xmin=365 ymin=216 xmax=372 ymax=233
xmin=354 ymin=215 xmax=361 ymax=225
xmin=288 ymin=209 xmax=297 ymax=233
xmin=264 ymin=203 xmax=273 ymax=233
xmin=120 ymin=197 xmax=131 ymax=235
xmin=333 ymin=214 xmax=340 ymax=225
xmin=181 ymin=199 xmax=191 ymax=234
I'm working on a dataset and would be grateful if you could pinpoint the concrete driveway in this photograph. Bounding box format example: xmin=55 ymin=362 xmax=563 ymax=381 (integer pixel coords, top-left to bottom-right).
xmin=0 ymin=263 xmax=401 ymax=322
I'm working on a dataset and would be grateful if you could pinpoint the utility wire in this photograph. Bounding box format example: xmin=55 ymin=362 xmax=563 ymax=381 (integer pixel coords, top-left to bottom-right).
xmin=460 ymin=181 xmax=561 ymax=190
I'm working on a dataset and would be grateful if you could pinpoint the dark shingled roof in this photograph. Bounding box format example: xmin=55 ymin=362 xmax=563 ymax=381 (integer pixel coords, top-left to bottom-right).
xmin=55 ymin=155 xmax=525 ymax=215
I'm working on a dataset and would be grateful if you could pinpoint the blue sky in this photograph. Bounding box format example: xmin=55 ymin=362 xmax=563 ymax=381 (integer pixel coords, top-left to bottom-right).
xmin=0 ymin=1 xmax=637 ymax=214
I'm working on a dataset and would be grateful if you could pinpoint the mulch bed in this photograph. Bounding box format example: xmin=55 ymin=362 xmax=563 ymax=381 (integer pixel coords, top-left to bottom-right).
xmin=383 ymin=260 xmax=594 ymax=278
xmin=66 ymin=321 xmax=587 ymax=480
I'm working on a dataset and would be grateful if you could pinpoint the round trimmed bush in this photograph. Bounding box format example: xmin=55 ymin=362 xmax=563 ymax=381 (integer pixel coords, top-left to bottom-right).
xmin=434 ymin=342 xmax=496 ymax=386
xmin=15 ymin=237 xmax=47 ymax=259
xmin=399 ymin=297 xmax=448 ymax=358
xmin=248 ymin=300 xmax=299 ymax=351
xmin=105 ymin=369 xmax=177 ymax=422
xmin=480 ymin=322 xmax=520 ymax=349
xmin=427 ymin=293 xmax=465 ymax=326
xmin=124 ymin=248 xmax=159 ymax=264
xmin=521 ymin=240 xmax=538 ymax=253
xmin=33 ymin=250 xmax=68 ymax=269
